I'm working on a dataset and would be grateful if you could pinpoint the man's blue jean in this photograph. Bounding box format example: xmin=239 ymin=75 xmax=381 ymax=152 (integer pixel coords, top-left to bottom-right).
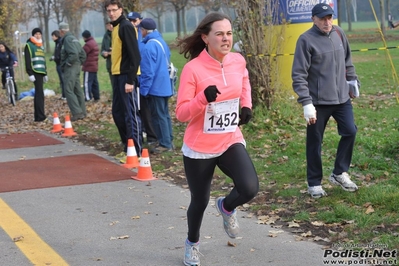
xmin=147 ymin=95 xmax=173 ymax=149
xmin=306 ymin=99 xmax=357 ymax=187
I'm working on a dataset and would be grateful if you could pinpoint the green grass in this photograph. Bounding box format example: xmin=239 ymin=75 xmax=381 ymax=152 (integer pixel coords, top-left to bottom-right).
xmin=22 ymin=28 xmax=399 ymax=250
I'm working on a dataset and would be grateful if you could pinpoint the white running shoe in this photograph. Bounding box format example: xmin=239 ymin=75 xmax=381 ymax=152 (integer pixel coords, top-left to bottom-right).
xmin=183 ymin=239 xmax=201 ymax=266
xmin=329 ymin=172 xmax=358 ymax=192
xmin=215 ymin=197 xmax=240 ymax=238
xmin=308 ymin=185 xmax=327 ymax=198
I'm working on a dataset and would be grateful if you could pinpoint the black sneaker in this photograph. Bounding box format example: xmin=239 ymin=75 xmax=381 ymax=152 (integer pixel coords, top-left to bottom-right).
xmin=71 ymin=113 xmax=85 ymax=122
xmin=150 ymin=145 xmax=173 ymax=154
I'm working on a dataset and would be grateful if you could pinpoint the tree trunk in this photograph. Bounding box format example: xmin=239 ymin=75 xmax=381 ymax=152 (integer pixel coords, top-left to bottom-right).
xmin=182 ymin=7 xmax=187 ymax=36
xmin=346 ymin=0 xmax=352 ymax=31
xmin=380 ymin=0 xmax=386 ymax=35
xmin=232 ymin=0 xmax=273 ymax=108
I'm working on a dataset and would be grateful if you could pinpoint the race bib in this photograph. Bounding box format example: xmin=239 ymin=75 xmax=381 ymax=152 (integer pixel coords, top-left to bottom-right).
xmin=203 ymin=98 xmax=239 ymax=134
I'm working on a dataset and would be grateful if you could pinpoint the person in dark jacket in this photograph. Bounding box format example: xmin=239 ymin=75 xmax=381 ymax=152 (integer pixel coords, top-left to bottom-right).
xmin=59 ymin=22 xmax=87 ymax=121
xmin=50 ymin=30 xmax=65 ymax=100
xmin=101 ymin=19 xmax=113 ymax=89
xmin=105 ymin=0 xmax=142 ymax=158
xmin=292 ymin=3 xmax=359 ymax=199
xmin=24 ymin=28 xmax=48 ymax=122
xmin=0 ymin=42 xmax=18 ymax=97
xmin=82 ymin=30 xmax=100 ymax=101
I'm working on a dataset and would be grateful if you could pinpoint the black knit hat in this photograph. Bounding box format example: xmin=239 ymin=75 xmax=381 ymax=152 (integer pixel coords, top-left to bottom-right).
xmin=32 ymin=28 xmax=42 ymax=36
xmin=82 ymin=30 xmax=91 ymax=38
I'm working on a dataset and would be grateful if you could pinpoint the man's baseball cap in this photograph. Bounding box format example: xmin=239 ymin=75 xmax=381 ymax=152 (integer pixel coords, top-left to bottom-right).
xmin=127 ymin=12 xmax=143 ymax=21
xmin=312 ymin=3 xmax=334 ymax=18
xmin=138 ymin=18 xmax=156 ymax=30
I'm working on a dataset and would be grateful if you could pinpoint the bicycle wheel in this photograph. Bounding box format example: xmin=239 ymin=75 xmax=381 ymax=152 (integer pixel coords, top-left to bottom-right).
xmin=6 ymin=80 xmax=16 ymax=106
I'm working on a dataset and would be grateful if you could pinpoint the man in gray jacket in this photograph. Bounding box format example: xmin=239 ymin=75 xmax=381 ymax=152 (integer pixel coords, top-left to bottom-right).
xmin=292 ymin=3 xmax=359 ymax=198
xmin=59 ymin=22 xmax=87 ymax=121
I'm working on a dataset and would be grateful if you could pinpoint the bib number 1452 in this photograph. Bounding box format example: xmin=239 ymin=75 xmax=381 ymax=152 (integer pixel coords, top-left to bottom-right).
xmin=203 ymin=98 xmax=239 ymax=134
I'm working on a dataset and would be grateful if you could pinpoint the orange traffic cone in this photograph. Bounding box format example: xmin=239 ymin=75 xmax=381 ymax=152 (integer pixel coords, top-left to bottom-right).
xmin=61 ymin=115 xmax=77 ymax=137
xmin=50 ymin=112 xmax=63 ymax=133
xmin=122 ymin=139 xmax=139 ymax=169
xmin=132 ymin=148 xmax=157 ymax=181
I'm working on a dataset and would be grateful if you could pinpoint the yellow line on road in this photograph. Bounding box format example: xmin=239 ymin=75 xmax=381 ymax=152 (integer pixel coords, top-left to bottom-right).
xmin=0 ymin=198 xmax=68 ymax=265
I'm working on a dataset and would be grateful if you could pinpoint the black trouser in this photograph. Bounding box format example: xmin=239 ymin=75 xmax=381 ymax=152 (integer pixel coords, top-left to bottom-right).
xmin=183 ymin=143 xmax=259 ymax=243
xmin=112 ymin=74 xmax=143 ymax=156
xmin=306 ymin=100 xmax=357 ymax=186
xmin=33 ymin=73 xmax=46 ymax=121
xmin=140 ymin=94 xmax=157 ymax=143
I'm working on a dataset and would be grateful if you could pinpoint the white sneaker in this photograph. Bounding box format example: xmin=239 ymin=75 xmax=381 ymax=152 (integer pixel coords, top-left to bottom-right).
xmin=215 ymin=197 xmax=240 ymax=238
xmin=183 ymin=239 xmax=201 ymax=266
xmin=308 ymin=185 xmax=327 ymax=198
xmin=329 ymin=172 xmax=358 ymax=192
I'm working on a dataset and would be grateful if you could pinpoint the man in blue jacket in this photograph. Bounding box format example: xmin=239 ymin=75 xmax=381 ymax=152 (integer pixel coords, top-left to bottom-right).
xmin=292 ymin=3 xmax=359 ymax=198
xmin=139 ymin=18 xmax=173 ymax=154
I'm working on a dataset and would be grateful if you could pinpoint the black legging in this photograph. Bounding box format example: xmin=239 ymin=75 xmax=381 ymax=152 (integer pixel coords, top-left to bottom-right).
xmin=183 ymin=143 xmax=259 ymax=243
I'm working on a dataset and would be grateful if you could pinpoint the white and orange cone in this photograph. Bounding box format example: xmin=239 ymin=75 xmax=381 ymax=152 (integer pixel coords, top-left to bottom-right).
xmin=132 ymin=149 xmax=156 ymax=181
xmin=122 ymin=139 xmax=140 ymax=169
xmin=50 ymin=112 xmax=63 ymax=133
xmin=61 ymin=115 xmax=77 ymax=137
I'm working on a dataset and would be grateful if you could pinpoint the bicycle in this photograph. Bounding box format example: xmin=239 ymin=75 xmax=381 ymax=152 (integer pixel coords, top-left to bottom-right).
xmin=2 ymin=66 xmax=16 ymax=106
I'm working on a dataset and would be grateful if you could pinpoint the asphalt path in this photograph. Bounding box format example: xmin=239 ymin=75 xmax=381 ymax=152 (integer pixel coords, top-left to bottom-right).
xmin=0 ymin=130 xmax=330 ymax=266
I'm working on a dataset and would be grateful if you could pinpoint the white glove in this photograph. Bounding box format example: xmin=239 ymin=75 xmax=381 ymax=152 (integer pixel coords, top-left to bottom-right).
xmin=303 ymin=104 xmax=316 ymax=123
xmin=44 ymin=76 xmax=48 ymax=83
xmin=29 ymin=75 xmax=35 ymax=82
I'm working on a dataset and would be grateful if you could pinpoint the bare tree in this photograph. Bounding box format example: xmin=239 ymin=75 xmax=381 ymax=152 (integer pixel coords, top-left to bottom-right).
xmin=52 ymin=0 xmax=65 ymax=25
xmin=380 ymin=0 xmax=386 ymax=35
xmin=227 ymin=0 xmax=274 ymax=108
xmin=33 ymin=0 xmax=52 ymax=52
xmin=346 ymin=0 xmax=353 ymax=31
xmin=196 ymin=0 xmax=222 ymax=13
xmin=351 ymin=0 xmax=358 ymax=21
xmin=140 ymin=0 xmax=168 ymax=33
xmin=166 ymin=0 xmax=189 ymax=37
xmin=61 ymin=0 xmax=103 ymax=38
xmin=120 ymin=0 xmax=139 ymax=15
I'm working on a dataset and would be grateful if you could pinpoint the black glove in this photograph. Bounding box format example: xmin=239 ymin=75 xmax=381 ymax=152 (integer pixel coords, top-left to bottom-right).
xmin=204 ymin=85 xmax=221 ymax=103
xmin=238 ymin=107 xmax=252 ymax=126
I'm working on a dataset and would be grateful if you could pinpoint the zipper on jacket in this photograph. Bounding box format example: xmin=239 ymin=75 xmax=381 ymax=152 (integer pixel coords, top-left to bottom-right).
xmin=221 ymin=63 xmax=227 ymax=86
xmin=329 ymin=34 xmax=340 ymax=100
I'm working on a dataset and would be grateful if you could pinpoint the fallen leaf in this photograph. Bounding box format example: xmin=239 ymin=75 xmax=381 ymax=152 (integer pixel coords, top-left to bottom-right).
xmin=311 ymin=221 xmax=324 ymax=227
xmin=227 ymin=241 xmax=237 ymax=247
xmin=110 ymin=235 xmax=129 ymax=240
xmin=365 ymin=205 xmax=374 ymax=214
xmin=313 ymin=236 xmax=330 ymax=242
xmin=301 ymin=231 xmax=312 ymax=237
xmin=13 ymin=236 xmax=24 ymax=242
xmin=269 ymin=229 xmax=284 ymax=234
xmin=287 ymin=221 xmax=300 ymax=228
